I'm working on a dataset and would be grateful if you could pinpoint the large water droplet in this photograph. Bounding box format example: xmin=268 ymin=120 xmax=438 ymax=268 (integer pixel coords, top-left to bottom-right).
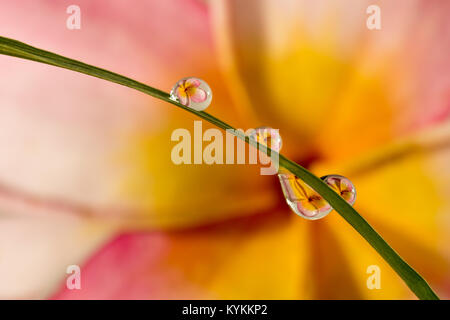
xmin=248 ymin=127 xmax=355 ymax=219
xmin=321 ymin=174 xmax=357 ymax=206
xmin=278 ymin=172 xmax=332 ymax=220
xmin=248 ymin=126 xmax=282 ymax=152
xmin=170 ymin=77 xmax=212 ymax=111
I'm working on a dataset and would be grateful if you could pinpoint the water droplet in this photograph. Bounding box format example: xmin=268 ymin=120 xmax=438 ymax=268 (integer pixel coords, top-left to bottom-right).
xmin=248 ymin=126 xmax=282 ymax=152
xmin=170 ymin=77 xmax=212 ymax=111
xmin=278 ymin=172 xmax=332 ymax=220
xmin=321 ymin=174 xmax=357 ymax=206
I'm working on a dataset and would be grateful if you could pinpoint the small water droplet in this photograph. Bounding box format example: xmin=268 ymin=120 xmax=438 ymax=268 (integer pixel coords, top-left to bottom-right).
xmin=278 ymin=172 xmax=332 ymax=220
xmin=170 ymin=77 xmax=212 ymax=111
xmin=321 ymin=174 xmax=357 ymax=206
xmin=248 ymin=126 xmax=282 ymax=152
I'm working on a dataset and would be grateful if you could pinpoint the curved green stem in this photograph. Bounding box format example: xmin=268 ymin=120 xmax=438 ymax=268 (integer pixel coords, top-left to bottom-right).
xmin=0 ymin=36 xmax=439 ymax=300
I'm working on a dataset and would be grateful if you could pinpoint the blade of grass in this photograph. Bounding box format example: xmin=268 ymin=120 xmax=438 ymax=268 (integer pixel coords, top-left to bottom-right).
xmin=0 ymin=36 xmax=439 ymax=300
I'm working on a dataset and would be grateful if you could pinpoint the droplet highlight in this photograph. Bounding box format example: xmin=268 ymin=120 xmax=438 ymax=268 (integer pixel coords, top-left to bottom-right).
xmin=321 ymin=174 xmax=357 ymax=206
xmin=170 ymin=77 xmax=212 ymax=111
xmin=278 ymin=173 xmax=332 ymax=220
xmin=248 ymin=126 xmax=282 ymax=152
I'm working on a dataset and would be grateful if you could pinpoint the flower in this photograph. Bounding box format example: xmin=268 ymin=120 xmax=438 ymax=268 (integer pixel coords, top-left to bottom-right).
xmin=0 ymin=0 xmax=449 ymax=299
xmin=173 ymin=78 xmax=207 ymax=107
xmin=323 ymin=175 xmax=356 ymax=205
xmin=279 ymin=173 xmax=332 ymax=218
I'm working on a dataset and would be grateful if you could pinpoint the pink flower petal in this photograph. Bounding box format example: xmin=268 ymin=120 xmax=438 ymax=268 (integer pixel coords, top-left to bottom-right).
xmin=190 ymin=88 xmax=207 ymax=103
xmin=186 ymin=78 xmax=201 ymax=88
xmin=177 ymin=92 xmax=189 ymax=105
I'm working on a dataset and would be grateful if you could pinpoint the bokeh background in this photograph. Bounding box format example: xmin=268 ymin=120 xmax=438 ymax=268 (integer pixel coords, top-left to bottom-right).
xmin=0 ymin=0 xmax=449 ymax=299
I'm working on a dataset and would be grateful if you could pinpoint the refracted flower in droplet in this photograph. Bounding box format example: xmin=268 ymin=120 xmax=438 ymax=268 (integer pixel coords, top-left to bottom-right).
xmin=170 ymin=77 xmax=212 ymax=111
xmin=248 ymin=126 xmax=283 ymax=152
xmin=278 ymin=172 xmax=332 ymax=220
xmin=322 ymin=174 xmax=357 ymax=206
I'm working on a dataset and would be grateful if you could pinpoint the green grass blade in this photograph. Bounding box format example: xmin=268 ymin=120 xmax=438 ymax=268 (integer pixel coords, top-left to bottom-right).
xmin=0 ymin=36 xmax=439 ymax=300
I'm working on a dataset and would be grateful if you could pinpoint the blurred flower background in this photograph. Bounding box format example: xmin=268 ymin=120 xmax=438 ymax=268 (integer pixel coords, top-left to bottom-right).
xmin=0 ymin=0 xmax=449 ymax=299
